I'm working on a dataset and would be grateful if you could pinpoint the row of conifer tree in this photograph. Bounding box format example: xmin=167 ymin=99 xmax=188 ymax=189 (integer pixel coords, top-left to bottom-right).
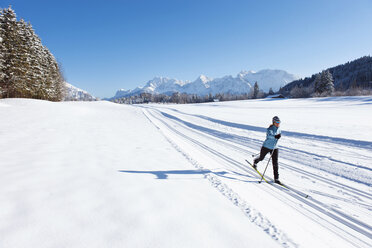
xmin=0 ymin=6 xmax=64 ymax=101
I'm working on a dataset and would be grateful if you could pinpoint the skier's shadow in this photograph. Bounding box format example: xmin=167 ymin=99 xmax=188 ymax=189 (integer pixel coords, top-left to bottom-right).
xmin=119 ymin=169 xmax=213 ymax=179
xmin=118 ymin=169 xmax=256 ymax=182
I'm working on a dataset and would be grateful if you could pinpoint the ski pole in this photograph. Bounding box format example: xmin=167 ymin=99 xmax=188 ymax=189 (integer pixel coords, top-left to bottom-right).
xmin=259 ymin=139 xmax=278 ymax=183
xmin=259 ymin=152 xmax=273 ymax=183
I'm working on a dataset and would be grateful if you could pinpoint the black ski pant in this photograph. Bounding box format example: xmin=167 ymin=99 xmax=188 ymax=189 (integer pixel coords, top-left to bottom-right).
xmin=254 ymin=146 xmax=279 ymax=180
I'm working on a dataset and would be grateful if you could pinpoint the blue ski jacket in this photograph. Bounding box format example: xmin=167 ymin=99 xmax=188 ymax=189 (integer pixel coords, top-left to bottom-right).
xmin=262 ymin=125 xmax=281 ymax=150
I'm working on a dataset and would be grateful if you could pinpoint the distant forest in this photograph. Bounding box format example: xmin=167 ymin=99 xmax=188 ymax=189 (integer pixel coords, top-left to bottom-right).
xmin=0 ymin=7 xmax=64 ymax=101
xmin=279 ymin=56 xmax=372 ymax=98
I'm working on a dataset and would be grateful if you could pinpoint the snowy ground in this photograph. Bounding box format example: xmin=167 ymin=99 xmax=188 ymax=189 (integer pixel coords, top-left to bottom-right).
xmin=0 ymin=97 xmax=371 ymax=248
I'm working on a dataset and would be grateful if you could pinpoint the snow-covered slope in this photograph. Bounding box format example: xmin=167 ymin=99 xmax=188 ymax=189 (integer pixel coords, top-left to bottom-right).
xmin=64 ymin=82 xmax=97 ymax=101
xmin=111 ymin=69 xmax=298 ymax=99
xmin=1 ymin=97 xmax=371 ymax=248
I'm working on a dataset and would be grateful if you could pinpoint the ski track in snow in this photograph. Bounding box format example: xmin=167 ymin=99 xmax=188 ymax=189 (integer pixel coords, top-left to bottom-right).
xmin=145 ymin=106 xmax=372 ymax=211
xmin=147 ymin=106 xmax=372 ymax=201
xmin=142 ymin=109 xmax=297 ymax=248
xmin=151 ymin=107 xmax=372 ymax=187
xmin=167 ymin=108 xmax=372 ymax=150
xmin=140 ymin=104 xmax=372 ymax=248
xmin=153 ymin=107 xmax=372 ymax=199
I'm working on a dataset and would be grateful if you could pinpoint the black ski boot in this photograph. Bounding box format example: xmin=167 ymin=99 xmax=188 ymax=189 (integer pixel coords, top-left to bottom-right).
xmin=252 ymin=162 xmax=257 ymax=170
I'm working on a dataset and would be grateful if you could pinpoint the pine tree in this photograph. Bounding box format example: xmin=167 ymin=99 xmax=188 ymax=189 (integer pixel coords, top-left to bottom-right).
xmin=351 ymin=78 xmax=358 ymax=89
xmin=24 ymin=22 xmax=44 ymax=97
xmin=269 ymin=87 xmax=274 ymax=95
xmin=314 ymin=70 xmax=334 ymax=96
xmin=15 ymin=19 xmax=33 ymax=97
xmin=0 ymin=7 xmax=19 ymax=98
xmin=0 ymin=23 xmax=4 ymax=96
xmin=322 ymin=70 xmax=335 ymax=95
xmin=41 ymin=47 xmax=64 ymax=101
xmin=0 ymin=6 xmax=65 ymax=101
xmin=253 ymin=81 xmax=259 ymax=99
xmin=314 ymin=73 xmax=322 ymax=95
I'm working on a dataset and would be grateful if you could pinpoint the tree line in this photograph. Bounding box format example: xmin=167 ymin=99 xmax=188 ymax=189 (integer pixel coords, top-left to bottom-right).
xmin=280 ymin=56 xmax=372 ymax=98
xmin=0 ymin=6 xmax=64 ymax=101
xmin=112 ymin=82 xmax=272 ymax=104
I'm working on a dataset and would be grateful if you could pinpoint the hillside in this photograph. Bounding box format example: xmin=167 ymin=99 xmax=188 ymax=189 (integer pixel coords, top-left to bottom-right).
xmin=280 ymin=56 xmax=372 ymax=95
xmin=1 ymin=97 xmax=371 ymax=248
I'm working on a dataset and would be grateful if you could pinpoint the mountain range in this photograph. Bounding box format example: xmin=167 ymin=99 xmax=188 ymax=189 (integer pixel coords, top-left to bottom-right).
xmin=110 ymin=69 xmax=299 ymax=99
xmin=64 ymin=82 xmax=97 ymax=101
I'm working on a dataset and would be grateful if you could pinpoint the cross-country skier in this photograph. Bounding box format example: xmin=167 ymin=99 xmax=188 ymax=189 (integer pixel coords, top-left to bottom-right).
xmin=253 ymin=116 xmax=282 ymax=184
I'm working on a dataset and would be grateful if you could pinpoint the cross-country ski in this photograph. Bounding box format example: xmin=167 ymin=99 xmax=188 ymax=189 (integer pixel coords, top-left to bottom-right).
xmin=245 ymin=159 xmax=310 ymax=198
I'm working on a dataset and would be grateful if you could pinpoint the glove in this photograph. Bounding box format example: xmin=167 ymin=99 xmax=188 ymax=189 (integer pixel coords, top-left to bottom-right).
xmin=275 ymin=134 xmax=281 ymax=139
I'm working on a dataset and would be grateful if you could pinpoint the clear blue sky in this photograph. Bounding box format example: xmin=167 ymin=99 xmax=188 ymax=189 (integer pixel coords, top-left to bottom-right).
xmin=3 ymin=0 xmax=372 ymax=98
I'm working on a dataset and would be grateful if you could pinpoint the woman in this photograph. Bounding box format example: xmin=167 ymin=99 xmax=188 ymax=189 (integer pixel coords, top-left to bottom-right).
xmin=253 ymin=116 xmax=282 ymax=184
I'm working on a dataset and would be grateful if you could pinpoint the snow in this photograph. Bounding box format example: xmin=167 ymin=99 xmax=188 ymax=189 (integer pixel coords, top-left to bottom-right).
xmin=238 ymin=69 xmax=299 ymax=92
xmin=1 ymin=96 xmax=371 ymax=248
xmin=109 ymin=69 xmax=299 ymax=99
xmin=64 ymin=82 xmax=97 ymax=101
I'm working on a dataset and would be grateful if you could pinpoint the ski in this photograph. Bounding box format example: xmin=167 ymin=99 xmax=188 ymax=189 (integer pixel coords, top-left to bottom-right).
xmin=245 ymin=159 xmax=269 ymax=183
xmin=245 ymin=159 xmax=309 ymax=198
xmin=274 ymin=182 xmax=310 ymax=198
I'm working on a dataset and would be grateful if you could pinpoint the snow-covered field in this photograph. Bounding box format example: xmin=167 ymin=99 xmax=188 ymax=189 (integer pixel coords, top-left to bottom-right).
xmin=0 ymin=97 xmax=371 ymax=248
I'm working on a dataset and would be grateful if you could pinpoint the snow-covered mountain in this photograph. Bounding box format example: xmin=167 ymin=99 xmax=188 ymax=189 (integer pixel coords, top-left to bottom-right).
xmin=237 ymin=69 xmax=299 ymax=92
xmin=110 ymin=69 xmax=298 ymax=99
xmin=112 ymin=77 xmax=187 ymax=99
xmin=64 ymin=82 xmax=97 ymax=101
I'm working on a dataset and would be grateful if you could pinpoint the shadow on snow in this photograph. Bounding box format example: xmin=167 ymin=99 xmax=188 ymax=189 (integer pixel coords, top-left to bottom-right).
xmin=119 ymin=169 xmax=222 ymax=180
xmin=118 ymin=169 xmax=256 ymax=182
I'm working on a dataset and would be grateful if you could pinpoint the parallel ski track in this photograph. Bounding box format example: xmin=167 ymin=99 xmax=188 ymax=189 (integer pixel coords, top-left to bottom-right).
xmin=159 ymin=107 xmax=372 ymax=177
xmin=146 ymin=108 xmax=372 ymax=232
xmin=150 ymin=107 xmax=372 ymax=227
xmin=142 ymin=107 xmax=372 ymax=248
xmin=149 ymin=106 xmax=372 ymax=200
xmin=145 ymin=107 xmax=372 ymax=218
xmin=142 ymin=109 xmax=297 ymax=248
